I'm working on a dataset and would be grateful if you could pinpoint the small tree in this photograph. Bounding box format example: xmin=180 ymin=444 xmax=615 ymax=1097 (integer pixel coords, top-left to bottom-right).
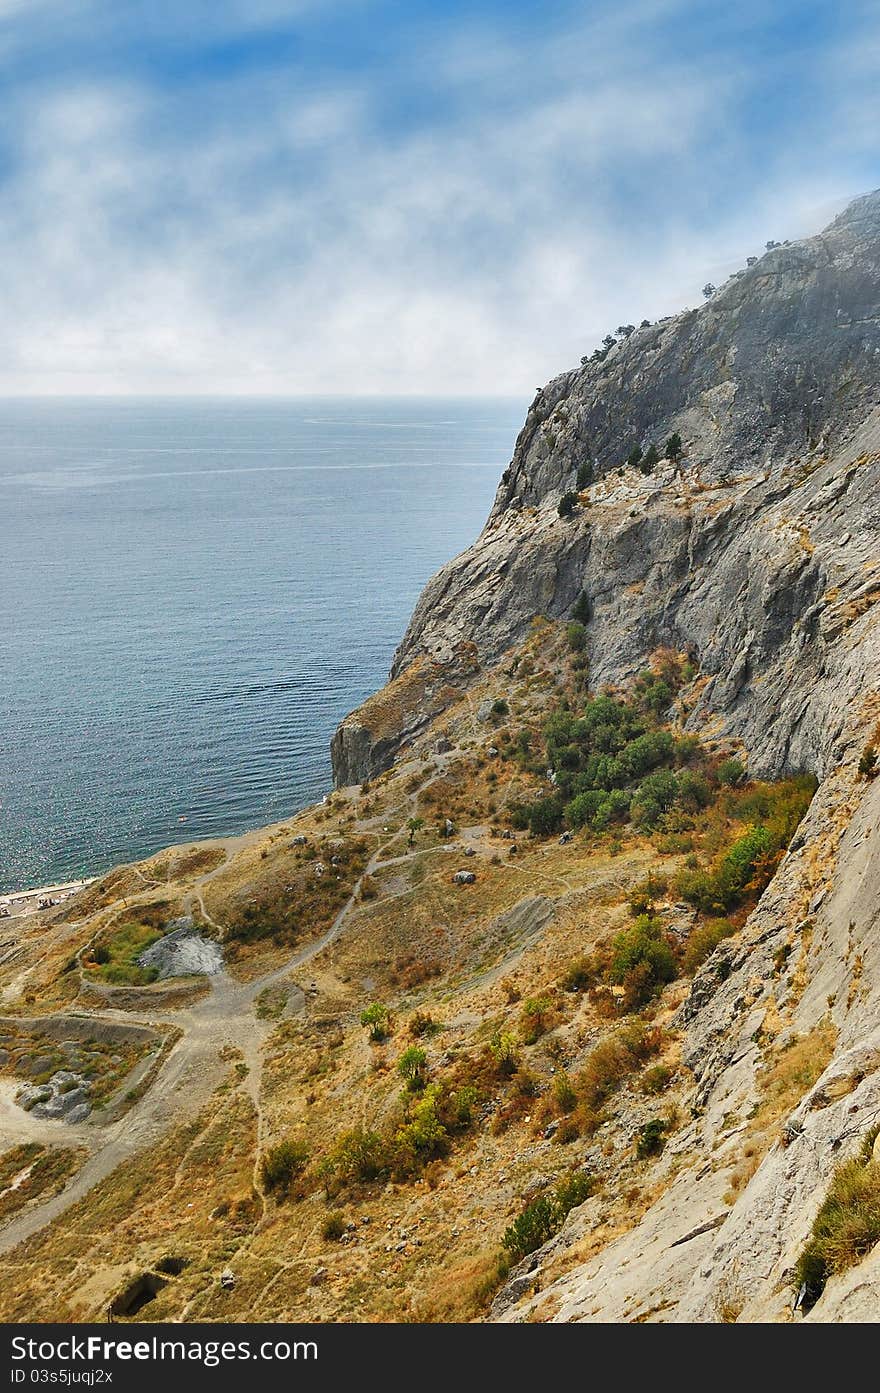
xmin=626 ymin=445 xmax=643 ymax=470
xmin=576 ymin=458 xmax=593 ymax=490
xmin=566 ymin=620 xmax=587 ymax=653
xmin=664 ymin=432 xmax=683 ymax=462
xmin=640 ymin=443 xmax=659 ymax=473
xmin=260 ymin=1138 xmax=309 ymax=1196
xmin=859 ymin=746 xmax=878 ymax=778
xmin=746 ymin=255 xmax=758 ymax=267
xmin=557 ymin=491 xmax=579 ymax=518
xmin=602 ymin=333 xmax=616 ymax=349
xmin=397 ymin=1045 xmax=428 ymax=1090
xmin=702 ymin=283 xmax=716 ymax=299
xmin=406 ymin=816 xmax=424 ymax=847
xmin=572 ymin=591 xmax=592 ymax=624
xmin=616 ymin=324 xmax=635 ymax=338
xmin=360 ymin=1001 xmax=391 ymax=1042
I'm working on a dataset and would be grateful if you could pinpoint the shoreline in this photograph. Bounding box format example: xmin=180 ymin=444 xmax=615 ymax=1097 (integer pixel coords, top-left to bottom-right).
xmin=0 ymin=878 xmax=93 ymax=919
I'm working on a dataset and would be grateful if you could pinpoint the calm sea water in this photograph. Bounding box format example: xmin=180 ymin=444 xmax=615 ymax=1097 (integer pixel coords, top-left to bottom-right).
xmin=0 ymin=397 xmax=525 ymax=892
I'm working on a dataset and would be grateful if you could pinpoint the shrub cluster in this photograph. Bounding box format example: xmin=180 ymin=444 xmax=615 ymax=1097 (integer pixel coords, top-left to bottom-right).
xmin=676 ymin=776 xmax=815 ymax=915
xmin=320 ymin=1075 xmax=482 ymax=1192
xmin=502 ymin=1171 xmax=596 ymax=1261
xmin=794 ymin=1131 xmax=880 ymax=1307
xmin=260 ymin=1138 xmax=309 ymax=1196
xmin=608 ymin=915 xmax=678 ymax=1009
xmin=511 ymin=666 xmax=704 ymax=837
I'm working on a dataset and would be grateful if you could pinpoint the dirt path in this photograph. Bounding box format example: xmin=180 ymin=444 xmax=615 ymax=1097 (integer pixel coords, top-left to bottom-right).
xmin=0 ymin=756 xmax=577 ymax=1260
xmin=0 ymin=807 xmax=417 ymax=1256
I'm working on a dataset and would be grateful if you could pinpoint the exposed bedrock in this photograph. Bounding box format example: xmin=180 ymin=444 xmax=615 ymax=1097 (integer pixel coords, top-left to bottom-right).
xmin=333 ymin=191 xmax=880 ymax=788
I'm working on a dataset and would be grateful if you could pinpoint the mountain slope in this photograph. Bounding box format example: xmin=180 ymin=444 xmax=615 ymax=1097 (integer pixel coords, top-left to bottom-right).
xmin=2 ymin=192 xmax=880 ymax=1326
xmin=333 ymin=192 xmax=880 ymax=788
xmin=328 ymin=191 xmax=880 ymax=1321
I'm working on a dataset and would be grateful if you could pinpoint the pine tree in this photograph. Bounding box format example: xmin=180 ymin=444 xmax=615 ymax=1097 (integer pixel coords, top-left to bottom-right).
xmin=664 ymin=432 xmax=683 ymax=462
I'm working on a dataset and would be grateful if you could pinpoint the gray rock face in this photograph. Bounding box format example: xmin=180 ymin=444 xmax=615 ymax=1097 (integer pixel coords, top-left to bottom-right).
xmin=487 ymin=188 xmax=880 ymax=511
xmin=331 ymin=193 xmax=880 ymax=788
xmin=327 ymin=190 xmax=880 ymax=1321
xmin=382 ymin=194 xmax=880 ymax=784
xmin=138 ymin=923 xmax=223 ymax=979
xmin=17 ymin=1070 xmax=92 ymax=1123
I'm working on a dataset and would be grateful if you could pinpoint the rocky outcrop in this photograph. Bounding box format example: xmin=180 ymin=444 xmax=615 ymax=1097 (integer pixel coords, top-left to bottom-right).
xmin=333 ymin=190 xmax=880 ymax=788
xmin=331 ymin=642 xmax=480 ymax=786
xmin=329 ymin=190 xmax=880 ymax=1320
xmin=493 ymin=759 xmax=880 ymax=1323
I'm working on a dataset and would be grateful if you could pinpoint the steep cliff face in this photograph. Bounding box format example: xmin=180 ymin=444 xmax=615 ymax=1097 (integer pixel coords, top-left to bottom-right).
xmin=331 ymin=190 xmax=880 ymax=789
xmin=326 ymin=191 xmax=880 ymax=1322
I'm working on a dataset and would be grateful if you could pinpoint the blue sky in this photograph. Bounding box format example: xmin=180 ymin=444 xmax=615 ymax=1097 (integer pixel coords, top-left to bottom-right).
xmin=0 ymin=0 xmax=878 ymax=394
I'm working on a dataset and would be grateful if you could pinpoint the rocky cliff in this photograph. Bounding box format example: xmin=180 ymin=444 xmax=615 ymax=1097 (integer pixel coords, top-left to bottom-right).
xmin=332 ymin=190 xmax=880 ymax=789
xmin=327 ymin=191 xmax=880 ymax=1321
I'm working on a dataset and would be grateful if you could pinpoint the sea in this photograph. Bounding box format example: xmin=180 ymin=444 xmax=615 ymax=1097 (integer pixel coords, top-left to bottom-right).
xmin=0 ymin=396 xmax=526 ymax=893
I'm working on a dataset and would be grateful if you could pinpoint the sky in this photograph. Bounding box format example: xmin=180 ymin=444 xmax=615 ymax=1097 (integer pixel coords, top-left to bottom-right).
xmin=0 ymin=0 xmax=878 ymax=396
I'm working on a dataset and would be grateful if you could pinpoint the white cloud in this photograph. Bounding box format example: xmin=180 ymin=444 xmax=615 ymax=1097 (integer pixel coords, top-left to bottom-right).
xmin=0 ymin=3 xmax=876 ymax=394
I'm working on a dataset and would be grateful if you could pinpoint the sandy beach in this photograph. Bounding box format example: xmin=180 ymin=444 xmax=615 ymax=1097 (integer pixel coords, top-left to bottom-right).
xmin=0 ymin=878 xmax=92 ymax=922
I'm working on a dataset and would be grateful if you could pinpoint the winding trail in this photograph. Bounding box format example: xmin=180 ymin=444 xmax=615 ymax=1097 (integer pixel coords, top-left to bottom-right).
xmin=0 ymin=798 xmax=430 ymax=1257
xmin=0 ymin=737 xmax=580 ymax=1262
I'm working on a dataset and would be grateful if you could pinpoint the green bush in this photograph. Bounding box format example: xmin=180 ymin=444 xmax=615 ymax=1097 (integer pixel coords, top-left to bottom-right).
xmin=609 ymin=916 xmax=677 ymax=1005
xmin=557 ymin=491 xmax=579 ymax=518
xmin=717 ymin=757 xmax=745 ymax=786
xmin=448 ymin=1084 xmax=480 ymax=1127
xmin=676 ymin=769 xmax=712 ymax=812
xmin=677 ymin=824 xmax=773 ymax=914
xmin=502 ymin=1194 xmax=557 ymax=1260
xmin=572 ymin=591 xmax=592 ymax=623
xmin=794 ymin=1139 xmax=880 ymax=1306
xmin=576 ymin=460 xmax=593 ymax=490
xmin=397 ymin=1045 xmax=428 ymax=1089
xmin=522 ymin=794 xmax=565 ymax=837
xmin=360 ymin=1002 xmax=391 ymax=1042
xmin=502 ymin=1171 xmax=595 ymax=1260
xmin=490 ymin=1031 xmax=520 ymax=1076
xmin=260 ymin=1138 xmax=309 ymax=1195
xmin=322 ymin=1127 xmax=389 ymax=1186
xmin=393 ymin=1084 xmax=448 ymax=1172
xmin=635 ymin=1119 xmax=667 ymax=1158
xmin=682 ymin=918 xmax=735 ymax=974
xmin=566 ymin=621 xmax=587 ymax=653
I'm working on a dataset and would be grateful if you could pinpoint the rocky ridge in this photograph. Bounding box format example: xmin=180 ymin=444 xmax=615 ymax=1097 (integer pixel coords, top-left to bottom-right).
xmin=332 ymin=190 xmax=880 ymax=792
xmin=328 ymin=191 xmax=880 ymax=1321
